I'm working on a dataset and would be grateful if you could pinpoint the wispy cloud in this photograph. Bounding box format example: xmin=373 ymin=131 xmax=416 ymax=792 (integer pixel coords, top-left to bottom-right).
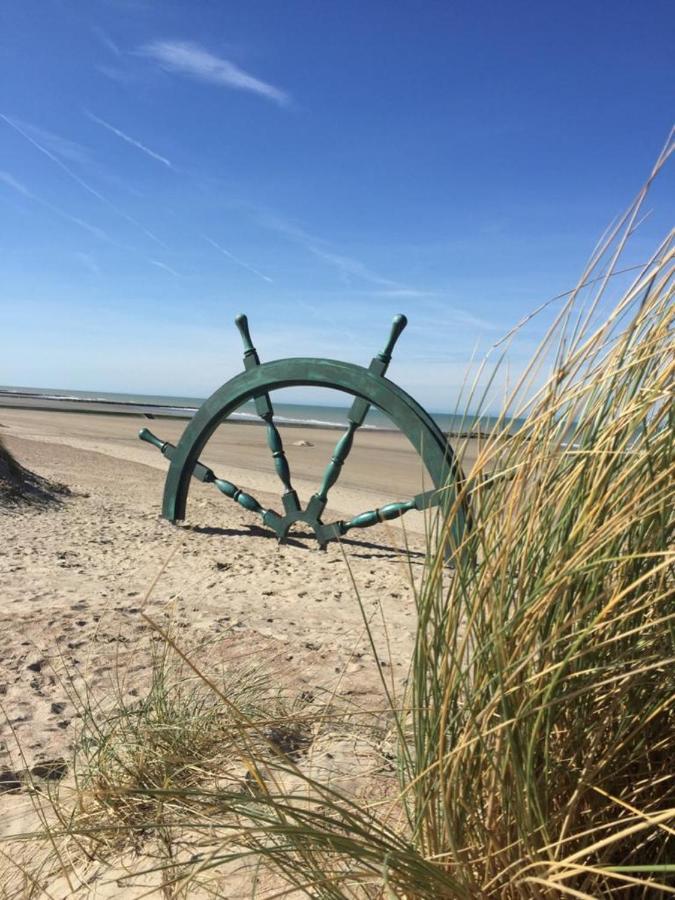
xmin=0 ymin=169 xmax=109 ymax=241
xmin=92 ymin=26 xmax=122 ymax=57
xmin=204 ymin=235 xmax=273 ymax=283
xmin=1 ymin=113 xmax=109 ymax=202
xmin=140 ymin=40 xmax=290 ymax=106
xmin=0 ymin=112 xmax=167 ymax=247
xmin=4 ymin=117 xmax=92 ymax=166
xmin=0 ymin=170 xmax=31 ymax=198
xmin=1 ymin=169 xmax=183 ymax=279
xmin=96 ymin=64 xmax=135 ymax=85
xmin=74 ymin=250 xmax=101 ymax=275
xmin=149 ymin=258 xmax=181 ymax=277
xmin=256 ymin=212 xmax=410 ymax=290
xmin=410 ymin=303 xmax=503 ymax=333
xmin=86 ymin=110 xmax=173 ymax=169
xmin=444 ymin=306 xmax=502 ymax=331
xmin=367 ymin=287 xmax=435 ymax=299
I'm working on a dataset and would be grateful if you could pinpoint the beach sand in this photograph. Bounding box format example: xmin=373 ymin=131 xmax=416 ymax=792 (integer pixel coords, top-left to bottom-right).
xmin=0 ymin=406 xmax=474 ymax=894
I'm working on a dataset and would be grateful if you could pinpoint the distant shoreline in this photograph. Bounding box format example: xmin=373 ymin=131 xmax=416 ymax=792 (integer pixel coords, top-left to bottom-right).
xmin=0 ymin=390 xmax=498 ymax=441
xmin=0 ymin=389 xmax=200 ymax=417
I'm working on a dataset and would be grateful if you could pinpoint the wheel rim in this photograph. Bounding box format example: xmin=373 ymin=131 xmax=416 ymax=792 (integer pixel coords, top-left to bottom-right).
xmin=162 ymin=358 xmax=467 ymax=550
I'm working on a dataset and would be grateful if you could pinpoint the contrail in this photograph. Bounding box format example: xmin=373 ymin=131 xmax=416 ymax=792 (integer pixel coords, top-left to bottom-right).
xmin=255 ymin=211 xmax=405 ymax=289
xmin=0 ymin=112 xmax=168 ymax=248
xmin=0 ymin=169 xmax=110 ymax=241
xmin=86 ymin=110 xmax=173 ymax=169
xmin=0 ymin=169 xmax=180 ymax=280
xmin=204 ymin=235 xmax=273 ymax=283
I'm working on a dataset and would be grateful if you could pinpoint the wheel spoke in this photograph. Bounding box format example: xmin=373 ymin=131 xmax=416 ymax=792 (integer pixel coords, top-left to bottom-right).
xmin=311 ymin=419 xmax=359 ymax=511
xmin=213 ymin=476 xmax=267 ymax=515
xmin=234 ymin=314 xmax=300 ymax=513
xmin=139 ymin=428 xmax=281 ymax=530
xmin=343 ymin=499 xmax=417 ymax=531
xmin=214 ymin=475 xmax=282 ymax=531
xmin=320 ymin=488 xmax=442 ymax=539
xmin=261 ymin=412 xmax=299 ymax=512
xmin=307 ymin=315 xmax=409 ymax=520
xmin=306 ymin=393 xmax=372 ymax=519
xmin=139 ymin=428 xmax=214 ymax=482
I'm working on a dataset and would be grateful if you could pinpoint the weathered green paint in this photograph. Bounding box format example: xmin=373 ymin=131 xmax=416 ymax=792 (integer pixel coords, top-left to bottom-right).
xmin=315 ymin=420 xmax=358 ymax=505
xmin=377 ymin=313 xmax=407 ymax=367
xmin=343 ymin=499 xmax=417 ymax=531
xmin=306 ymin=313 xmax=409 ymax=519
xmin=332 ymin=488 xmax=439 ymax=537
xmin=139 ymin=427 xmax=214 ymax=482
xmin=139 ymin=426 xmax=284 ymax=529
xmin=139 ymin=313 xmax=469 ymax=553
xmin=235 ymin=313 xmax=298 ymax=509
xmin=160 ymin=357 xmax=466 ymax=550
xmin=139 ymin=427 xmax=166 ymax=453
xmin=262 ymin=413 xmax=295 ymax=495
xmin=213 ymin=477 xmax=281 ymax=531
xmin=234 ymin=313 xmax=257 ymax=359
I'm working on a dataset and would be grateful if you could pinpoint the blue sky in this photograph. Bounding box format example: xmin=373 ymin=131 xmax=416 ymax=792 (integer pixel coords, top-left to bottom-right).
xmin=1 ymin=0 xmax=673 ymax=411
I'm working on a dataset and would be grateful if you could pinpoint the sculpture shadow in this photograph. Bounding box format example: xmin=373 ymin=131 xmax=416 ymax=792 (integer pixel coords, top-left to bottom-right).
xmin=187 ymin=523 xmax=308 ymax=549
xmin=186 ymin=522 xmax=425 ymax=560
xmin=337 ymin=535 xmax=426 ymax=562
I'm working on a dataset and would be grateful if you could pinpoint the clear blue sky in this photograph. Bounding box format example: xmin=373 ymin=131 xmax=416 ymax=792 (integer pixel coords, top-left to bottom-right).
xmin=1 ymin=0 xmax=673 ymax=411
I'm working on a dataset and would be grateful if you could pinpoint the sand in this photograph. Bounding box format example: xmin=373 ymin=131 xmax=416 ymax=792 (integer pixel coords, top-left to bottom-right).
xmin=0 ymin=405 xmax=476 ymax=892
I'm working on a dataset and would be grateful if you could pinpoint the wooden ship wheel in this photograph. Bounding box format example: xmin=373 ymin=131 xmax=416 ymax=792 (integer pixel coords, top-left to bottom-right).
xmin=139 ymin=313 xmax=468 ymax=551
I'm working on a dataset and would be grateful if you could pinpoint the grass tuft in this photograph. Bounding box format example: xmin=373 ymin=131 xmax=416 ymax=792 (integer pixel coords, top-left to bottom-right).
xmin=0 ymin=436 xmax=71 ymax=507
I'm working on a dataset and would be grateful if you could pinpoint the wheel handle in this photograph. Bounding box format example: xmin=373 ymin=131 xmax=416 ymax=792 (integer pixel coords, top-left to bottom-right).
xmin=379 ymin=313 xmax=408 ymax=364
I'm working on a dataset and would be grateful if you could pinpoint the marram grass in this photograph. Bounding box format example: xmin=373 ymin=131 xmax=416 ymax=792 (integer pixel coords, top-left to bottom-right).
xmin=1 ymin=144 xmax=673 ymax=898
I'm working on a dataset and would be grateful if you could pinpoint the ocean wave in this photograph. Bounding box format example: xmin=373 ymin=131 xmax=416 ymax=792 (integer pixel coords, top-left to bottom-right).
xmin=229 ymin=410 xmax=379 ymax=429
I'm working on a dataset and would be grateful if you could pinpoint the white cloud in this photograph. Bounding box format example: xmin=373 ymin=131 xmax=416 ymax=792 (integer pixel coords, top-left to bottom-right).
xmin=140 ymin=40 xmax=289 ymax=106
xmin=86 ymin=110 xmax=173 ymax=169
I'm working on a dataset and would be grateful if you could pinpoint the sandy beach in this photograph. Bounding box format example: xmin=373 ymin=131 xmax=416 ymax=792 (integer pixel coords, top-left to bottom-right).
xmin=0 ymin=405 xmax=476 ymax=887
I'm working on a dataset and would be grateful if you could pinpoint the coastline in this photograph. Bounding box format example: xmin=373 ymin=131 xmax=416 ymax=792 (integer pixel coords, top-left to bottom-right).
xmin=0 ymin=389 xmax=500 ymax=441
xmin=0 ymin=389 xmax=207 ymax=421
xmin=0 ymin=405 xmax=480 ymax=512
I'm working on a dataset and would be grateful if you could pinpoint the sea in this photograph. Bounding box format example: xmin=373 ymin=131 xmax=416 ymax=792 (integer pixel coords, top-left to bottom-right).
xmin=0 ymin=385 xmax=522 ymax=436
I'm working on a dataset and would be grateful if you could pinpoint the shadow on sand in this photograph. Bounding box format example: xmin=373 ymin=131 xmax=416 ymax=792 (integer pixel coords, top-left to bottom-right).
xmin=185 ymin=522 xmax=426 ymax=561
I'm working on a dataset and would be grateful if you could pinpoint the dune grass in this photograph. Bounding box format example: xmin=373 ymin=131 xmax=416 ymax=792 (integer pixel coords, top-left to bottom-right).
xmin=169 ymin=143 xmax=672 ymax=898
xmin=1 ymin=142 xmax=673 ymax=897
xmin=0 ymin=435 xmax=70 ymax=507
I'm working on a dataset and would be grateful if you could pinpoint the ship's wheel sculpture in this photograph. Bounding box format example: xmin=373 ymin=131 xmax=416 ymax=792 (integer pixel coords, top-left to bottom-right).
xmin=139 ymin=313 xmax=468 ymax=551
